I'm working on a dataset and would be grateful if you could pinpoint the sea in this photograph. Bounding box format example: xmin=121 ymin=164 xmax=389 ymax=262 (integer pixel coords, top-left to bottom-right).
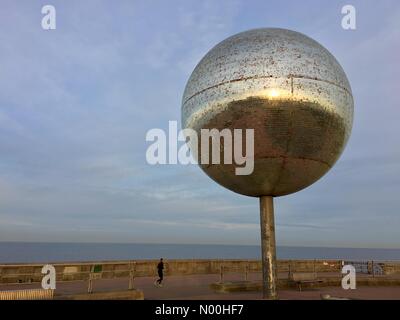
xmin=0 ymin=242 xmax=399 ymax=264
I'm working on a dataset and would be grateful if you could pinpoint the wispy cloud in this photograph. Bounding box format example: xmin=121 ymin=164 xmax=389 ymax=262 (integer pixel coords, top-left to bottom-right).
xmin=0 ymin=0 xmax=399 ymax=247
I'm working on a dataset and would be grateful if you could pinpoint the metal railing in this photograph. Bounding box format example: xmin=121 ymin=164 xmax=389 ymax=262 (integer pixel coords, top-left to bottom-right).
xmin=343 ymin=260 xmax=384 ymax=276
xmin=0 ymin=259 xmax=392 ymax=288
xmin=218 ymin=262 xmax=261 ymax=283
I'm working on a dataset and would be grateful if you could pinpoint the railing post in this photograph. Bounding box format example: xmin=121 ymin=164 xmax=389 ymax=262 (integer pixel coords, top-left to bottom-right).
xmin=129 ymin=261 xmax=136 ymax=290
xmin=313 ymin=259 xmax=316 ymax=275
xmin=372 ymin=260 xmax=375 ymax=277
xmin=244 ymin=263 xmax=248 ymax=281
xmin=219 ymin=264 xmax=224 ymax=283
xmin=87 ymin=265 xmax=93 ymax=294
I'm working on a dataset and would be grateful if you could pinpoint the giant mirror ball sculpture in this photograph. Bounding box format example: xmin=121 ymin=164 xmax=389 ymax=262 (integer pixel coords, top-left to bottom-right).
xmin=181 ymin=28 xmax=353 ymax=197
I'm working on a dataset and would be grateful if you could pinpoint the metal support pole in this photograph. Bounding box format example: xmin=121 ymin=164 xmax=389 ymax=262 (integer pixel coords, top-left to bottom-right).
xmin=260 ymin=196 xmax=278 ymax=300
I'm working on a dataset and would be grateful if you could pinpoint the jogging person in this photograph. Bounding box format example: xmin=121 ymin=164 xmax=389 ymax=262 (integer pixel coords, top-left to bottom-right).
xmin=155 ymin=258 xmax=164 ymax=287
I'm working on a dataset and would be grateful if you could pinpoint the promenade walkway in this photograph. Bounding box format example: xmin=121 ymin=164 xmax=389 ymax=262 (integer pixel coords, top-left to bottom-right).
xmin=1 ymin=273 xmax=400 ymax=299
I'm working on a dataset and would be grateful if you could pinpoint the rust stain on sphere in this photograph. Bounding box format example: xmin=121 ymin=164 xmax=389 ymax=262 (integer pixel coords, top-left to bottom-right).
xmin=181 ymin=28 xmax=354 ymax=197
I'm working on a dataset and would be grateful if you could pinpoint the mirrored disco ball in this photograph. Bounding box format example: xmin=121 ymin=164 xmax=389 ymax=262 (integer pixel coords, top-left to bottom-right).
xmin=182 ymin=28 xmax=353 ymax=197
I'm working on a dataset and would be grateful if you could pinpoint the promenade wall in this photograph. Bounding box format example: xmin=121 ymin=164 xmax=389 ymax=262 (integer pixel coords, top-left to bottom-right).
xmin=1 ymin=259 xmax=392 ymax=284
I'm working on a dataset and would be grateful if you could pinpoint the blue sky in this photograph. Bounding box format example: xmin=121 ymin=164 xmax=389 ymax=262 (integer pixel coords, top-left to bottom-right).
xmin=0 ymin=0 xmax=399 ymax=248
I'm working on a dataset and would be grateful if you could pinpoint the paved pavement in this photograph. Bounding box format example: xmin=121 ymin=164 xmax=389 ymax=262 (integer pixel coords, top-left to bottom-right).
xmin=1 ymin=273 xmax=400 ymax=300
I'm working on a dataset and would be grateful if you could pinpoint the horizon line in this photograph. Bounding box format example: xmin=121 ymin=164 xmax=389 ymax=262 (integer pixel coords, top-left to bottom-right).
xmin=0 ymin=241 xmax=398 ymax=250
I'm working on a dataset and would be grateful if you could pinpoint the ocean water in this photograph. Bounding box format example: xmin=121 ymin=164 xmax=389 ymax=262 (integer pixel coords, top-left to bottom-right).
xmin=0 ymin=242 xmax=399 ymax=264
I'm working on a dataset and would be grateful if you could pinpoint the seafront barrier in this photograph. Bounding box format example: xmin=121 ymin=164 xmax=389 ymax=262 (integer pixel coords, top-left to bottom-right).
xmin=1 ymin=259 xmax=399 ymax=284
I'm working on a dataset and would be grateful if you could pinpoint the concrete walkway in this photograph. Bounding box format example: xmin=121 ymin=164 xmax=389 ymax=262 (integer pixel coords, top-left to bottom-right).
xmin=1 ymin=273 xmax=400 ymax=300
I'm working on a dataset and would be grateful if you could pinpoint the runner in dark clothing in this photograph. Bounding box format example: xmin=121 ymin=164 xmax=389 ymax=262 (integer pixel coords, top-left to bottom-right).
xmin=155 ymin=258 xmax=164 ymax=287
